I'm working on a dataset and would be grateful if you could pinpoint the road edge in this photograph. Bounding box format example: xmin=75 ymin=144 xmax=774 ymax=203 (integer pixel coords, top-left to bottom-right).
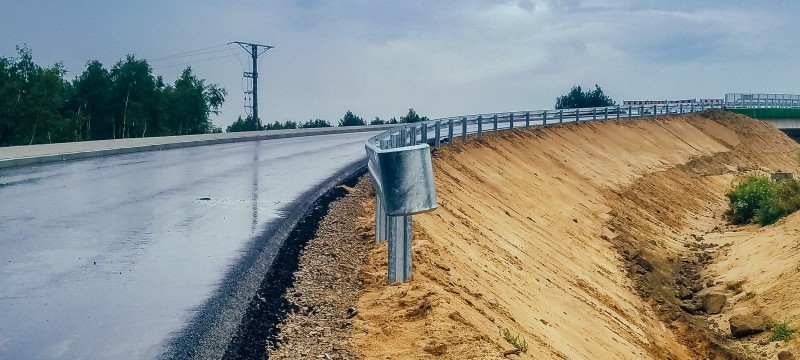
xmin=159 ymin=159 xmax=368 ymax=359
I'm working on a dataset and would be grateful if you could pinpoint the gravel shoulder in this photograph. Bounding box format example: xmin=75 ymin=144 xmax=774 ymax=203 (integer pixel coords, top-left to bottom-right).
xmin=266 ymin=176 xmax=375 ymax=359
xmin=224 ymin=175 xmax=375 ymax=359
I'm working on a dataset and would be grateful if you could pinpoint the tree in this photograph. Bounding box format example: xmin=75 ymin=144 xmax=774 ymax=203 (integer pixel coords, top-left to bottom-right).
xmin=301 ymin=119 xmax=331 ymax=128
xmin=555 ymin=84 xmax=616 ymax=109
xmin=226 ymin=115 xmax=261 ymax=132
xmin=369 ymin=116 xmax=385 ymax=125
xmin=70 ymin=60 xmax=113 ymax=140
xmin=109 ymin=55 xmax=158 ymax=138
xmin=0 ymin=46 xmax=74 ymax=146
xmin=163 ymin=66 xmax=226 ymax=136
xmin=399 ymin=108 xmax=429 ymax=123
xmin=338 ymin=110 xmax=365 ymax=126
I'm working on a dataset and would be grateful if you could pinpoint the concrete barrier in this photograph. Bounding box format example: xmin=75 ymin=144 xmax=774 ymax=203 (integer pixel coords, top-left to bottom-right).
xmin=0 ymin=124 xmax=394 ymax=170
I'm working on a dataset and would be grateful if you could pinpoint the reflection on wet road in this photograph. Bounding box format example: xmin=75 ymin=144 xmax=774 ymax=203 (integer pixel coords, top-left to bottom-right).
xmin=0 ymin=132 xmax=379 ymax=359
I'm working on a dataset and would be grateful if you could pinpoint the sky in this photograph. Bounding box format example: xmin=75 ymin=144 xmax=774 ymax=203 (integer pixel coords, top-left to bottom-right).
xmin=2 ymin=1 xmax=799 ymax=129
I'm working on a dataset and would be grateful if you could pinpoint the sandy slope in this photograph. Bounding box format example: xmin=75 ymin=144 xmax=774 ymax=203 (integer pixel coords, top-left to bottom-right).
xmin=349 ymin=110 xmax=800 ymax=359
xmin=703 ymin=211 xmax=800 ymax=357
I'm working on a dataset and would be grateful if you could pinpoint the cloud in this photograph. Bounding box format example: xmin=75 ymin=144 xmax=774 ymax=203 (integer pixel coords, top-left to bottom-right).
xmin=1 ymin=1 xmax=798 ymax=126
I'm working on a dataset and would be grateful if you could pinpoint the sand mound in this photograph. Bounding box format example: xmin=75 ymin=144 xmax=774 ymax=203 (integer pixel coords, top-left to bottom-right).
xmin=350 ymin=110 xmax=800 ymax=359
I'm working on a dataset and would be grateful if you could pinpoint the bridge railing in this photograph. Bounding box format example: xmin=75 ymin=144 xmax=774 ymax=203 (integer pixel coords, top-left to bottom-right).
xmin=725 ymin=93 xmax=800 ymax=109
xmin=365 ymin=102 xmax=726 ymax=284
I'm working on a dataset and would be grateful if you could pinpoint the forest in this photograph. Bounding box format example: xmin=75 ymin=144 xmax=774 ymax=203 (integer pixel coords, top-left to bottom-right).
xmin=0 ymin=46 xmax=226 ymax=147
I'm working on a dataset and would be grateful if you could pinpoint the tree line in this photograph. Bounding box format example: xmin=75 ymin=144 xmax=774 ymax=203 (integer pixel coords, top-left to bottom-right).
xmin=7 ymin=46 xmax=618 ymax=145
xmin=226 ymin=108 xmax=431 ymax=132
xmin=0 ymin=46 xmax=226 ymax=147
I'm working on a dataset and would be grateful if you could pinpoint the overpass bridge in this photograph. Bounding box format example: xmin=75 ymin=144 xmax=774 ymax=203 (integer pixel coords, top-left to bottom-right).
xmin=724 ymin=93 xmax=800 ymax=140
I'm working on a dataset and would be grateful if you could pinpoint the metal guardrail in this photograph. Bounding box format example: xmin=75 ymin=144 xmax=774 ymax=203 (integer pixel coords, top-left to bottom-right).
xmin=364 ymin=101 xmax=729 ymax=284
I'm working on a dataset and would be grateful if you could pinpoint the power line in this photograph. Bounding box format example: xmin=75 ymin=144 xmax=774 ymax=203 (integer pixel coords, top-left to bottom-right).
xmin=148 ymin=47 xmax=232 ymax=62
xmin=147 ymin=43 xmax=229 ymax=62
xmin=150 ymin=52 xmax=243 ymax=70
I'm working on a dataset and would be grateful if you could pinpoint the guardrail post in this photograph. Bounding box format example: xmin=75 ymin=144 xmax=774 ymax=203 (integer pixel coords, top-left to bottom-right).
xmin=493 ymin=115 xmax=498 ymax=133
xmin=691 ymin=102 xmax=694 ymax=112
xmin=652 ymin=105 xmax=656 ymax=117
xmin=509 ymin=113 xmax=514 ymax=130
xmin=559 ymin=110 xmax=563 ymax=124
xmin=639 ymin=105 xmax=644 ymax=118
xmin=434 ymin=121 xmax=441 ymax=148
xmin=477 ymin=115 xmax=483 ymax=140
xmin=604 ymin=108 xmax=609 ymax=120
xmin=421 ymin=123 xmax=428 ymax=144
xmin=374 ymin=139 xmax=390 ymax=244
xmin=525 ymin=112 xmax=530 ymax=127
xmin=448 ymin=118 xmax=454 ymax=145
xmin=409 ymin=126 xmax=417 ymax=146
xmin=399 ymin=128 xmax=408 ymax=147
xmin=628 ymin=105 xmax=632 ymax=120
xmin=375 ymin=197 xmax=386 ymax=243
xmin=666 ymin=102 xmax=670 ymax=114
xmin=387 ymin=214 xmax=412 ymax=283
xmin=543 ymin=111 xmax=548 ymax=126
xmin=592 ymin=108 xmax=597 ymax=121
xmin=575 ymin=109 xmax=580 ymax=122
xmin=461 ymin=117 xmax=467 ymax=143
xmin=679 ymin=103 xmax=683 ymax=113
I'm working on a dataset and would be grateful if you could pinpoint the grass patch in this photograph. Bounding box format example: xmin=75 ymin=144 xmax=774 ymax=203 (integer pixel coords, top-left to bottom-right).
xmin=726 ymin=279 xmax=747 ymax=294
xmin=726 ymin=176 xmax=800 ymax=226
xmin=769 ymin=322 xmax=796 ymax=342
xmin=500 ymin=328 xmax=528 ymax=353
xmin=743 ymin=291 xmax=756 ymax=300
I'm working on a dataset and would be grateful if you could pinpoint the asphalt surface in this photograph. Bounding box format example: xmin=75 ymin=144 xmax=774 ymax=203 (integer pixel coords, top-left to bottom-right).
xmin=0 ymin=131 xmax=381 ymax=359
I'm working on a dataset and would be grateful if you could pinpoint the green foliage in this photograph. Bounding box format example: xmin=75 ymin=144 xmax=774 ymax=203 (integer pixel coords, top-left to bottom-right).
xmin=387 ymin=117 xmax=398 ymax=124
xmin=338 ymin=110 xmax=365 ymax=126
xmin=726 ymin=176 xmax=800 ymax=226
xmin=500 ymin=328 xmax=528 ymax=353
xmin=0 ymin=46 xmax=74 ymax=146
xmin=770 ymin=322 xmax=796 ymax=342
xmin=265 ymin=120 xmax=298 ymax=130
xmin=555 ymin=84 xmax=616 ymax=109
xmin=399 ymin=108 xmax=429 ymax=123
xmin=369 ymin=116 xmax=385 ymax=125
xmin=726 ymin=279 xmax=746 ymax=294
xmin=226 ymin=115 xmax=260 ymax=132
xmin=0 ymin=46 xmax=226 ymax=146
xmin=301 ymin=119 xmax=332 ymax=128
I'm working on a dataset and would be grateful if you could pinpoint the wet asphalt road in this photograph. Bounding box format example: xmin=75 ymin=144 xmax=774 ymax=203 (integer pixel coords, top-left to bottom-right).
xmin=0 ymin=131 xmax=380 ymax=359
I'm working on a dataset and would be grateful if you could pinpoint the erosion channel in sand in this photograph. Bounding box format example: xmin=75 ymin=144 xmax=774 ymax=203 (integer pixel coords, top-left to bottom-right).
xmin=350 ymin=110 xmax=800 ymax=359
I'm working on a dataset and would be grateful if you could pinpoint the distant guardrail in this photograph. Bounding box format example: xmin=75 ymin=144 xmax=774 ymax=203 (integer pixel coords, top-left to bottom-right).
xmin=365 ymin=101 xmax=736 ymax=283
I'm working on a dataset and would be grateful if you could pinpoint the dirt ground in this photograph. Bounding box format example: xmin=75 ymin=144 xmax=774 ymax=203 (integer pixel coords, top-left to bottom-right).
xmin=702 ymin=211 xmax=800 ymax=358
xmin=348 ymin=110 xmax=800 ymax=359
xmin=263 ymin=110 xmax=800 ymax=359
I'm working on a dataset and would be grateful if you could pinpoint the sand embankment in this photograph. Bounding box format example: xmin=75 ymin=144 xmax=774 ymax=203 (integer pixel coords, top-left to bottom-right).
xmin=350 ymin=110 xmax=800 ymax=359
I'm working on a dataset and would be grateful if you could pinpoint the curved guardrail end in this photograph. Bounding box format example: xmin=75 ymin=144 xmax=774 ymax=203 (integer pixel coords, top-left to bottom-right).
xmin=374 ymin=144 xmax=438 ymax=216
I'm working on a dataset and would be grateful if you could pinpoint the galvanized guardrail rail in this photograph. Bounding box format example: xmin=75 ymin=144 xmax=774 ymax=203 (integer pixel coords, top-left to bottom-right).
xmin=364 ymin=101 xmax=730 ymax=284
